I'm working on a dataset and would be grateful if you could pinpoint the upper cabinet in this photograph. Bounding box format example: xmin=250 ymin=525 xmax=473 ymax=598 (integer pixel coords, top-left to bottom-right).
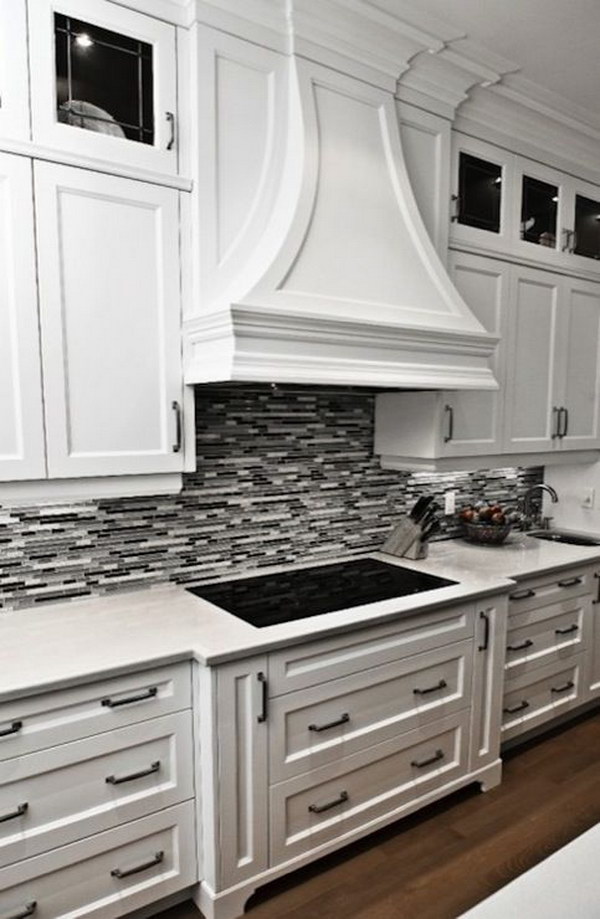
xmin=0 ymin=0 xmax=31 ymax=141
xmin=27 ymin=0 xmax=178 ymax=176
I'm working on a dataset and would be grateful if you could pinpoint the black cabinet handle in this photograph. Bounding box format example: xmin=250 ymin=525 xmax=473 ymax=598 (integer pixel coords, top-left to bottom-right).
xmin=551 ymin=681 xmax=575 ymax=694
xmin=166 ymin=111 xmax=175 ymax=150
xmin=2 ymin=903 xmax=37 ymax=919
xmin=503 ymin=700 xmax=530 ymax=714
xmin=595 ymin=572 xmax=600 ymax=605
xmin=257 ymin=671 xmax=268 ymax=723
xmin=478 ymin=610 xmax=490 ymax=652
xmin=101 ymin=687 xmax=158 ymax=709
xmin=509 ymin=589 xmax=536 ymax=601
xmin=450 ymin=193 xmax=460 ymax=222
xmin=308 ymin=713 xmax=350 ymax=733
xmin=0 ymin=720 xmax=22 ymax=738
xmin=413 ymin=679 xmax=448 ymax=696
xmin=106 ymin=760 xmax=160 ymax=786
xmin=507 ymin=639 xmax=534 ymax=652
xmin=555 ymin=624 xmax=579 ymax=636
xmin=111 ymin=850 xmax=164 ymax=879
xmin=411 ymin=748 xmax=445 ymax=769
xmin=0 ymin=802 xmax=28 ymax=824
xmin=172 ymin=400 xmax=182 ymax=453
xmin=558 ymin=577 xmax=582 ymax=588
xmin=308 ymin=790 xmax=349 ymax=814
xmin=443 ymin=404 xmax=454 ymax=442
xmin=559 ymin=407 xmax=569 ymax=438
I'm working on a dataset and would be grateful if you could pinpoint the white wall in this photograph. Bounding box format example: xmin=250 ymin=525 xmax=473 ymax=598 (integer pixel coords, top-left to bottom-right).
xmin=545 ymin=460 xmax=600 ymax=534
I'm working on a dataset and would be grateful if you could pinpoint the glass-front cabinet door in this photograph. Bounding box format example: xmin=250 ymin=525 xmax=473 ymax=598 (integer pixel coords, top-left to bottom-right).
xmin=574 ymin=194 xmax=600 ymax=261
xmin=513 ymin=159 xmax=568 ymax=266
xmin=0 ymin=0 xmax=30 ymax=142
xmin=28 ymin=0 xmax=177 ymax=175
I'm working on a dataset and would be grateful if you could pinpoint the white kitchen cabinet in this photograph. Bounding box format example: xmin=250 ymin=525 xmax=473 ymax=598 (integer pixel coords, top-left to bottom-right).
xmin=470 ymin=600 xmax=508 ymax=772
xmin=557 ymin=276 xmax=600 ymax=450
xmin=28 ymin=0 xmax=178 ymax=177
xmin=34 ymin=161 xmax=185 ymax=478
xmin=0 ymin=0 xmax=30 ymax=142
xmin=587 ymin=569 xmax=600 ymax=700
xmin=0 ymin=152 xmax=46 ymax=481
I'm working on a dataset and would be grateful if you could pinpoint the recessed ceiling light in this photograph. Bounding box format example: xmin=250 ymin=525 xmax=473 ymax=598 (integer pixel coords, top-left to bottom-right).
xmin=75 ymin=33 xmax=93 ymax=48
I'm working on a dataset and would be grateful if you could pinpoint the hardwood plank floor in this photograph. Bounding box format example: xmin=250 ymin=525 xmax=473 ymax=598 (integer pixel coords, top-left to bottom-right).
xmin=149 ymin=709 xmax=600 ymax=919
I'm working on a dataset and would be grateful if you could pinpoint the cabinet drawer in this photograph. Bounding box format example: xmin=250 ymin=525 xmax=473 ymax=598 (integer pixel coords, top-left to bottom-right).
xmin=0 ymin=664 xmax=191 ymax=760
xmin=0 ymin=802 xmax=196 ymax=919
xmin=0 ymin=711 xmax=193 ymax=868
xmin=268 ymin=604 xmax=475 ymax=696
xmin=502 ymin=656 xmax=584 ymax=742
xmin=270 ymin=710 xmax=470 ymax=865
xmin=505 ymin=596 xmax=589 ymax=679
xmin=269 ymin=641 xmax=473 ymax=783
xmin=508 ymin=567 xmax=592 ymax=613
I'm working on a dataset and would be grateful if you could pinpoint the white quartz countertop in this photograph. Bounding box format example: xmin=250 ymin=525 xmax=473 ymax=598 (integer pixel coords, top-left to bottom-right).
xmin=2 ymin=534 xmax=600 ymax=703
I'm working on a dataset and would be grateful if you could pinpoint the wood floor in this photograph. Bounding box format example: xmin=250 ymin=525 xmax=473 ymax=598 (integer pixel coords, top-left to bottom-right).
xmin=150 ymin=709 xmax=600 ymax=919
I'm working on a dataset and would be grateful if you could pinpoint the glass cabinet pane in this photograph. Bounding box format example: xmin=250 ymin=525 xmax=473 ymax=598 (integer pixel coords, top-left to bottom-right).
xmin=457 ymin=153 xmax=502 ymax=233
xmin=54 ymin=13 xmax=154 ymax=145
xmin=574 ymin=195 xmax=600 ymax=260
xmin=520 ymin=176 xmax=558 ymax=248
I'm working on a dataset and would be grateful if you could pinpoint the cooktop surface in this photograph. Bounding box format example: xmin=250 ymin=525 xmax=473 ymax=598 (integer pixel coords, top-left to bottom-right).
xmin=187 ymin=557 xmax=457 ymax=628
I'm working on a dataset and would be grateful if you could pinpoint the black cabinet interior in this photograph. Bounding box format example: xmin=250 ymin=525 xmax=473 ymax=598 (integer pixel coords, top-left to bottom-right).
xmin=457 ymin=152 xmax=502 ymax=233
xmin=521 ymin=175 xmax=558 ymax=248
xmin=574 ymin=195 xmax=600 ymax=260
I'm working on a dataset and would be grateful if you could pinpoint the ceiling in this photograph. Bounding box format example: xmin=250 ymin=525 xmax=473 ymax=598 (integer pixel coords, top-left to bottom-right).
xmin=401 ymin=0 xmax=600 ymax=119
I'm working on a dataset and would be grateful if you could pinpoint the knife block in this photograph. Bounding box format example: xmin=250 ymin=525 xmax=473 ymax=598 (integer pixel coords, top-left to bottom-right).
xmin=402 ymin=539 xmax=429 ymax=560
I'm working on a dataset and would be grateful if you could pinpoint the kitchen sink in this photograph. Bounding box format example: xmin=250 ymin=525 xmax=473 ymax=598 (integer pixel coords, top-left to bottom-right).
xmin=529 ymin=530 xmax=600 ymax=547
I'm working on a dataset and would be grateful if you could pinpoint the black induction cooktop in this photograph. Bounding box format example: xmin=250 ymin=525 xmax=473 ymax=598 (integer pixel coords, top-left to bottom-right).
xmin=187 ymin=557 xmax=457 ymax=628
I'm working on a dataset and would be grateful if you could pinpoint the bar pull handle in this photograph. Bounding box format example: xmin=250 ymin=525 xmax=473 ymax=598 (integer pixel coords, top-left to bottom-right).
xmin=509 ymin=588 xmax=536 ymax=601
xmin=172 ymin=400 xmax=182 ymax=453
xmin=551 ymin=406 xmax=560 ymax=439
xmin=308 ymin=790 xmax=349 ymax=814
xmin=551 ymin=681 xmax=575 ymax=694
xmin=507 ymin=639 xmax=533 ymax=652
xmin=111 ymin=850 xmax=164 ymax=879
xmin=0 ymin=802 xmax=28 ymax=824
xmin=413 ymin=679 xmax=448 ymax=696
xmin=478 ymin=610 xmax=490 ymax=652
xmin=106 ymin=761 xmax=160 ymax=785
xmin=555 ymin=624 xmax=579 ymax=636
xmin=450 ymin=194 xmax=460 ymax=222
xmin=0 ymin=720 xmax=22 ymax=738
xmin=308 ymin=713 xmax=350 ymax=732
xmin=558 ymin=577 xmax=582 ymax=588
xmin=503 ymin=700 xmax=529 ymax=714
xmin=101 ymin=687 xmax=158 ymax=709
xmin=443 ymin=404 xmax=454 ymax=443
xmin=2 ymin=903 xmax=37 ymax=919
xmin=558 ymin=406 xmax=569 ymax=438
xmin=562 ymin=228 xmax=574 ymax=252
xmin=411 ymin=748 xmax=445 ymax=769
xmin=257 ymin=671 xmax=268 ymax=723
xmin=595 ymin=572 xmax=600 ymax=605
xmin=166 ymin=112 xmax=175 ymax=150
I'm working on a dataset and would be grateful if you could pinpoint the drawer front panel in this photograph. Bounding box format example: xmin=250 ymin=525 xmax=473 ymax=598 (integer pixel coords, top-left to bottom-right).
xmin=502 ymin=656 xmax=584 ymax=742
xmin=0 ymin=711 xmax=193 ymax=867
xmin=270 ymin=711 xmax=470 ymax=865
xmin=508 ymin=567 xmax=592 ymax=614
xmin=0 ymin=664 xmax=191 ymax=761
xmin=268 ymin=604 xmax=475 ymax=696
xmin=0 ymin=802 xmax=196 ymax=919
xmin=505 ymin=597 xmax=589 ymax=678
xmin=269 ymin=641 xmax=473 ymax=783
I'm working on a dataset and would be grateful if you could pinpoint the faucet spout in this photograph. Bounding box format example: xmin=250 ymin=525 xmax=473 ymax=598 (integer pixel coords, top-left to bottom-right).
xmin=522 ymin=483 xmax=559 ymax=529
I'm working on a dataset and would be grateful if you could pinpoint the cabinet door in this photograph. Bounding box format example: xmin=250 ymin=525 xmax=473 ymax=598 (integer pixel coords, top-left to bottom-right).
xmin=28 ymin=0 xmax=177 ymax=176
xmin=470 ymin=598 xmax=507 ymax=773
xmin=34 ymin=162 xmax=184 ymax=478
xmin=442 ymin=252 xmax=508 ymax=456
xmin=503 ymin=266 xmax=562 ymax=453
xmin=557 ymin=277 xmax=600 ymax=449
xmin=0 ymin=0 xmax=30 ymax=141
xmin=513 ymin=158 xmax=564 ymax=265
xmin=0 ymin=153 xmax=46 ymax=482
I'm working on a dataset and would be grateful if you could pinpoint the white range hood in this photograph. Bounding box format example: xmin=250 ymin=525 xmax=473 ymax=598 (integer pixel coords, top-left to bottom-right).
xmin=184 ymin=0 xmax=499 ymax=391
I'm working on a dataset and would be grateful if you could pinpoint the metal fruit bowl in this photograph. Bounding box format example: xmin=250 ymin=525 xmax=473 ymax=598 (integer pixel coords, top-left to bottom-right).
xmin=463 ymin=521 xmax=512 ymax=545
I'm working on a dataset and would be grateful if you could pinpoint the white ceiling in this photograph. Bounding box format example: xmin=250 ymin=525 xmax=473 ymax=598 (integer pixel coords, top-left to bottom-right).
xmin=402 ymin=0 xmax=600 ymax=119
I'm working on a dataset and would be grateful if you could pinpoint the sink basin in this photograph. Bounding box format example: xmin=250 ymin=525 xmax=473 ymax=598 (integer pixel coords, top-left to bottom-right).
xmin=529 ymin=530 xmax=600 ymax=547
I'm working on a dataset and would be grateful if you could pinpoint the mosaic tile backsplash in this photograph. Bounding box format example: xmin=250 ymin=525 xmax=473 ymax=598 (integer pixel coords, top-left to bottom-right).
xmin=0 ymin=385 xmax=543 ymax=611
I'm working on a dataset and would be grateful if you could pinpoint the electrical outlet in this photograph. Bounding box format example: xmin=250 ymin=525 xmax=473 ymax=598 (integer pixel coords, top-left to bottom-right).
xmin=444 ymin=491 xmax=456 ymax=515
xmin=581 ymin=488 xmax=595 ymax=509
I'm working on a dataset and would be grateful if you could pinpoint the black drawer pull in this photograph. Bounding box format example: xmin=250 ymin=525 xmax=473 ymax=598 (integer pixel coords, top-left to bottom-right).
xmin=509 ymin=589 xmax=536 ymax=601
xmin=503 ymin=700 xmax=530 ymax=714
xmin=413 ymin=679 xmax=448 ymax=696
xmin=0 ymin=720 xmax=22 ymax=738
xmin=411 ymin=748 xmax=445 ymax=769
xmin=558 ymin=577 xmax=583 ymax=588
xmin=507 ymin=639 xmax=534 ymax=652
xmin=111 ymin=850 xmax=164 ymax=879
xmin=2 ymin=902 xmax=37 ymax=919
xmin=106 ymin=761 xmax=160 ymax=785
xmin=257 ymin=671 xmax=268 ymax=723
xmin=308 ymin=790 xmax=349 ymax=814
xmin=555 ymin=624 xmax=579 ymax=636
xmin=0 ymin=802 xmax=28 ymax=824
xmin=478 ymin=609 xmax=490 ymax=652
xmin=551 ymin=681 xmax=575 ymax=694
xmin=101 ymin=687 xmax=158 ymax=709
xmin=308 ymin=713 xmax=350 ymax=733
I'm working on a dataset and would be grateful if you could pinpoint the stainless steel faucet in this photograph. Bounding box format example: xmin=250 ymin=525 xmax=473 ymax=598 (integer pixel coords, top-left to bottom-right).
xmin=522 ymin=483 xmax=559 ymax=529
